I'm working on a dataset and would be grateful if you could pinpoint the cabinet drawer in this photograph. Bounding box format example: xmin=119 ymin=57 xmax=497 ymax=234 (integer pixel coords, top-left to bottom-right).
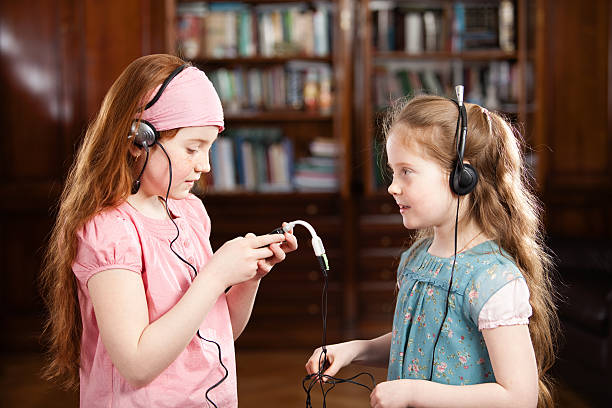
xmin=360 ymin=196 xmax=398 ymax=216
xmin=237 ymin=314 xmax=342 ymax=348
xmin=252 ymin=285 xmax=342 ymax=319
xmin=356 ymin=290 xmax=396 ymax=338
xmin=358 ymin=253 xmax=400 ymax=283
xmin=209 ymin=218 xmax=342 ymax=250
xmin=358 ymin=290 xmax=396 ymax=319
xmin=270 ymin=250 xmax=344 ymax=282
xmin=238 ymin=286 xmax=343 ymax=347
xmin=203 ymin=194 xmax=343 ymax=218
xmin=359 ymin=223 xmax=410 ymax=249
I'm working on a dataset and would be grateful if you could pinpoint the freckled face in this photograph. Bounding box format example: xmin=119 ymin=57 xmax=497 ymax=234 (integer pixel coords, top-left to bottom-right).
xmin=386 ymin=130 xmax=456 ymax=230
xmin=139 ymin=126 xmax=218 ymax=199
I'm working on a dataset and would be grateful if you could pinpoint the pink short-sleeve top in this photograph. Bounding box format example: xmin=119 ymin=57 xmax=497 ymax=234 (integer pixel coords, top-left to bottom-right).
xmin=72 ymin=194 xmax=237 ymax=408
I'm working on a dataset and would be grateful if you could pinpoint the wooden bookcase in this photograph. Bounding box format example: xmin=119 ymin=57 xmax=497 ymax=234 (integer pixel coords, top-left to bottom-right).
xmin=353 ymin=0 xmax=537 ymax=337
xmin=357 ymin=0 xmax=535 ymax=195
xmin=164 ymin=0 xmax=355 ymax=347
xmin=158 ymin=0 xmax=538 ymax=345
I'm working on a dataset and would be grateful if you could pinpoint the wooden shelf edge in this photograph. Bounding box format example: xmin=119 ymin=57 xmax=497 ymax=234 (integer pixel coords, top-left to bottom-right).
xmin=374 ymin=50 xmax=519 ymax=61
xmin=192 ymin=56 xmax=333 ymax=65
xmin=194 ymin=191 xmax=342 ymax=199
xmin=224 ymin=111 xmax=333 ymax=121
xmin=180 ymin=0 xmax=337 ymax=5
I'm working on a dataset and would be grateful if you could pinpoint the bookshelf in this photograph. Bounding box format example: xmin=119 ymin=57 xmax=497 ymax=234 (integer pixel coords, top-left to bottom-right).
xmin=357 ymin=0 xmax=534 ymax=195
xmin=160 ymin=0 xmax=536 ymax=344
xmin=173 ymin=0 xmax=353 ymax=196
xmin=353 ymin=0 xmax=536 ymax=337
xmin=165 ymin=0 xmax=355 ymax=347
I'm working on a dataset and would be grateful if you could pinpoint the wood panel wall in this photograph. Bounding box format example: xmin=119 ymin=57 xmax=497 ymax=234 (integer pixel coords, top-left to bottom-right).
xmin=0 ymin=0 xmax=168 ymax=351
xmin=536 ymin=0 xmax=612 ymax=239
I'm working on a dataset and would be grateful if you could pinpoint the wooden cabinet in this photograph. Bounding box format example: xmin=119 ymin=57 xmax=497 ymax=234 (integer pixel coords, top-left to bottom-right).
xmin=356 ymin=194 xmax=405 ymax=337
xmin=164 ymin=0 xmax=544 ymax=344
xmin=351 ymin=0 xmax=537 ymax=338
xmin=165 ymin=0 xmax=355 ymax=347
xmin=203 ymin=193 xmax=346 ymax=346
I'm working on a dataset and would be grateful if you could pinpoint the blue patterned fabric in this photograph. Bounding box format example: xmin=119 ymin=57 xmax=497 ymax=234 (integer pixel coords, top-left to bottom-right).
xmin=387 ymin=238 xmax=525 ymax=385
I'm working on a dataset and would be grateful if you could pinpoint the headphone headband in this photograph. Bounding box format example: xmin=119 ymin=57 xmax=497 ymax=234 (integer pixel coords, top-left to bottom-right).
xmin=145 ymin=64 xmax=188 ymax=110
xmin=449 ymin=86 xmax=478 ymax=196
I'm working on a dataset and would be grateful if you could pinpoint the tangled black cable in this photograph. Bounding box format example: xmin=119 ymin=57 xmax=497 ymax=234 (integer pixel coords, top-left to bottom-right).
xmin=302 ymin=264 xmax=375 ymax=407
xmin=158 ymin=142 xmax=228 ymax=408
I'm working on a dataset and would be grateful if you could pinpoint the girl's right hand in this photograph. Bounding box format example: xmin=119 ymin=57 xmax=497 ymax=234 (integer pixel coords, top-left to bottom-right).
xmin=204 ymin=234 xmax=285 ymax=289
xmin=305 ymin=341 xmax=361 ymax=381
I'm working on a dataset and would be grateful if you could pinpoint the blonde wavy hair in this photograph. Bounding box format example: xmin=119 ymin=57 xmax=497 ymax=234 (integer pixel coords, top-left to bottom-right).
xmin=39 ymin=54 xmax=187 ymax=388
xmin=383 ymin=95 xmax=559 ymax=407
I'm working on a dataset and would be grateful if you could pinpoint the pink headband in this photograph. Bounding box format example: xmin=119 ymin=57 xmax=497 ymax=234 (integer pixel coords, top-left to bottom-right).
xmin=141 ymin=66 xmax=224 ymax=132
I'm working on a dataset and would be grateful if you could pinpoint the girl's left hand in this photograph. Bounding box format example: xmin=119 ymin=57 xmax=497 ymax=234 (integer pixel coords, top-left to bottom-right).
xmin=247 ymin=222 xmax=298 ymax=279
xmin=370 ymin=379 xmax=414 ymax=408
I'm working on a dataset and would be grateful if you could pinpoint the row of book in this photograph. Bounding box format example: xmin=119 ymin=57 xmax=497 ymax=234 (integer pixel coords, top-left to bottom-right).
xmin=206 ymin=61 xmax=333 ymax=114
xmin=177 ymin=2 xmax=333 ymax=60
xmin=372 ymin=60 xmax=530 ymax=111
xmin=207 ymin=127 xmax=339 ymax=192
xmin=294 ymin=138 xmax=339 ymax=191
xmin=371 ymin=0 xmax=515 ymax=53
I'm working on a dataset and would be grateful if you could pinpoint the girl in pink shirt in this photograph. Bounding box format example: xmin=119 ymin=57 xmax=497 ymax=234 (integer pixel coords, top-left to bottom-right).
xmin=40 ymin=54 xmax=297 ymax=407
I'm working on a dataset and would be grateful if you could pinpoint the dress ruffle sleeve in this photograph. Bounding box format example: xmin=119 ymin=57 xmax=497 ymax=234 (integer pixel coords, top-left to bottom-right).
xmin=72 ymin=209 xmax=142 ymax=285
xmin=477 ymin=278 xmax=532 ymax=330
xmin=463 ymin=262 xmax=525 ymax=329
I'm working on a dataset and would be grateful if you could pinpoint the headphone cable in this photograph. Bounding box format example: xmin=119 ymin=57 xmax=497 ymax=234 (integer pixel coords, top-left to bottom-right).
xmin=301 ymin=264 xmax=375 ymax=407
xmin=291 ymin=235 xmax=374 ymax=407
xmin=428 ymin=196 xmax=460 ymax=381
xmin=272 ymin=222 xmax=375 ymax=405
xmin=158 ymin=142 xmax=228 ymax=408
xmin=131 ymin=145 xmax=150 ymax=194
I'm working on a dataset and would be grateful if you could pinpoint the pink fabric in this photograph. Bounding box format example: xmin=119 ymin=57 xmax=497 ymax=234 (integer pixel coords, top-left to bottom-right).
xmin=478 ymin=278 xmax=532 ymax=330
xmin=141 ymin=66 xmax=225 ymax=132
xmin=72 ymin=194 xmax=237 ymax=408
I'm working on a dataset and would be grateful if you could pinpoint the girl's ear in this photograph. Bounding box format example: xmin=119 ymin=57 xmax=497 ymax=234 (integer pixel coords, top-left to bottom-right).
xmin=128 ymin=143 xmax=142 ymax=158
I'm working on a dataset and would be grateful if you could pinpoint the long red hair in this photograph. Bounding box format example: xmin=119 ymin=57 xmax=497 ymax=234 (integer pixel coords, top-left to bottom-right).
xmin=40 ymin=54 xmax=189 ymax=388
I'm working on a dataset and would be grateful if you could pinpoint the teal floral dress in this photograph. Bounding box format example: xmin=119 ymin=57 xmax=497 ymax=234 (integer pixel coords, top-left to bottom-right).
xmin=387 ymin=238 xmax=525 ymax=385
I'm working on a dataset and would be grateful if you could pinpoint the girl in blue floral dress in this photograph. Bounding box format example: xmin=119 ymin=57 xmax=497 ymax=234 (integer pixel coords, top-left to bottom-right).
xmin=306 ymin=95 xmax=558 ymax=407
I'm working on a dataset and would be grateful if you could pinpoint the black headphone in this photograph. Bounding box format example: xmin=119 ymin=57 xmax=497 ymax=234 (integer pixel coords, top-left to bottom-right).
xmin=449 ymin=85 xmax=478 ymax=196
xmin=129 ymin=64 xmax=188 ymax=193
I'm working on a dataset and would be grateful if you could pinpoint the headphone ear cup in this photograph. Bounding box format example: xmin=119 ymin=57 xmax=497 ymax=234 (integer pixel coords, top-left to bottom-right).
xmin=450 ymin=163 xmax=479 ymax=196
xmin=130 ymin=119 xmax=158 ymax=148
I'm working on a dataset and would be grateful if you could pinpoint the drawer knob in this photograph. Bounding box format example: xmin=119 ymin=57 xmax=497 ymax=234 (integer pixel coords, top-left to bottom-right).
xmin=380 ymin=269 xmax=393 ymax=280
xmin=307 ymin=304 xmax=320 ymax=315
xmin=306 ymin=204 xmax=319 ymax=215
